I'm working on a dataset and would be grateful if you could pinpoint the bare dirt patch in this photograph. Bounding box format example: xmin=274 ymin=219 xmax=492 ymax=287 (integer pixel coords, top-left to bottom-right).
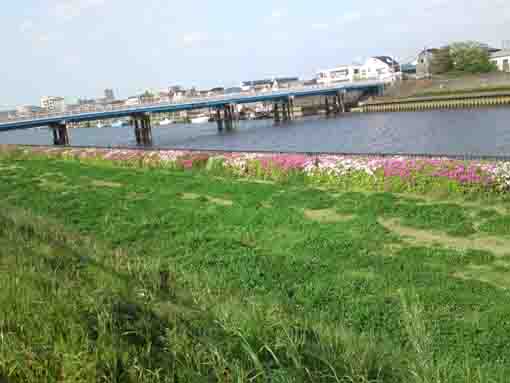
xmin=397 ymin=193 xmax=509 ymax=216
xmin=208 ymin=196 xmax=233 ymax=206
xmin=180 ymin=193 xmax=233 ymax=206
xmin=0 ymin=164 xmax=24 ymax=171
xmin=180 ymin=192 xmax=201 ymax=200
xmin=91 ymin=180 xmax=123 ymax=188
xmin=238 ymin=178 xmax=275 ymax=185
xmin=37 ymin=179 xmax=72 ymax=191
xmin=454 ymin=265 xmax=510 ymax=289
xmin=127 ymin=192 xmax=146 ymax=200
xmin=380 ymin=218 xmax=510 ymax=257
xmin=304 ymin=208 xmax=353 ymax=223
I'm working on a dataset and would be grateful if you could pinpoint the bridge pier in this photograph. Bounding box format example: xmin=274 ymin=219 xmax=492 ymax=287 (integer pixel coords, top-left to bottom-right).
xmin=334 ymin=91 xmax=346 ymax=113
xmin=273 ymin=99 xmax=294 ymax=122
xmin=289 ymin=96 xmax=295 ymax=120
xmin=217 ymin=104 xmax=237 ymax=131
xmin=216 ymin=109 xmax=223 ymax=131
xmin=131 ymin=113 xmax=153 ymax=145
xmin=273 ymin=103 xmax=281 ymax=122
xmin=281 ymin=103 xmax=288 ymax=121
xmin=50 ymin=122 xmax=69 ymax=146
xmin=325 ymin=97 xmax=331 ymax=116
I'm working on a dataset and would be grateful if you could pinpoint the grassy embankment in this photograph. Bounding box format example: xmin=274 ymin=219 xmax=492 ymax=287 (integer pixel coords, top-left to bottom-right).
xmin=412 ymin=85 xmax=510 ymax=98
xmin=2 ymin=153 xmax=510 ymax=382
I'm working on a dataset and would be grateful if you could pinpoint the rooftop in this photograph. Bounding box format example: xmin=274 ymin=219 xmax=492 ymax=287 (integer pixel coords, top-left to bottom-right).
xmin=491 ymin=50 xmax=510 ymax=58
xmin=374 ymin=56 xmax=399 ymax=65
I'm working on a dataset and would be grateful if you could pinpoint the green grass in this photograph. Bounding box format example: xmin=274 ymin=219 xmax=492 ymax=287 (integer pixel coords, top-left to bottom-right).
xmin=412 ymin=85 xmax=510 ymax=98
xmin=2 ymin=154 xmax=510 ymax=382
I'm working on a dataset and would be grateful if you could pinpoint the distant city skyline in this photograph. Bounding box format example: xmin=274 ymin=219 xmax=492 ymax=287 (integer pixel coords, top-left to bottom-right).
xmin=1 ymin=0 xmax=510 ymax=107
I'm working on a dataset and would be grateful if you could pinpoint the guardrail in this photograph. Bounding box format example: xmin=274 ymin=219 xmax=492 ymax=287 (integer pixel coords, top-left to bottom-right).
xmin=2 ymin=82 xmax=380 ymax=124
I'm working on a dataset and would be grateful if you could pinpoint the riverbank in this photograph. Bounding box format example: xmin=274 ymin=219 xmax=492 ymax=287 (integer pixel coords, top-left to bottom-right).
xmin=2 ymin=150 xmax=510 ymax=382
xmin=359 ymin=91 xmax=510 ymax=113
xmin=4 ymin=145 xmax=510 ymax=197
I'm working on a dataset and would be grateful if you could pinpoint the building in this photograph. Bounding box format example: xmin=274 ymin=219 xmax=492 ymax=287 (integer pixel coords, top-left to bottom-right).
xmin=207 ymin=87 xmax=225 ymax=96
xmin=317 ymin=56 xmax=401 ymax=84
xmin=362 ymin=56 xmax=401 ymax=82
xmin=104 ymin=89 xmax=115 ymax=101
xmin=240 ymin=79 xmax=274 ymax=92
xmin=78 ymin=98 xmax=96 ymax=106
xmin=317 ymin=65 xmax=361 ymax=84
xmin=40 ymin=96 xmax=66 ymax=113
xmin=0 ymin=110 xmax=15 ymax=121
xmin=240 ymin=77 xmax=300 ymax=92
xmin=168 ymin=86 xmax=186 ymax=101
xmin=16 ymin=105 xmax=44 ymax=118
xmin=273 ymin=77 xmax=301 ymax=89
xmin=416 ymin=49 xmax=439 ymax=78
xmin=491 ymin=50 xmax=510 ymax=72
xmin=224 ymin=86 xmax=242 ymax=94
xmin=125 ymin=97 xmax=140 ymax=106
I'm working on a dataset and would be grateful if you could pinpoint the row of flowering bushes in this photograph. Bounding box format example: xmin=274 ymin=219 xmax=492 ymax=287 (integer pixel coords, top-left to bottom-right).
xmin=5 ymin=145 xmax=510 ymax=195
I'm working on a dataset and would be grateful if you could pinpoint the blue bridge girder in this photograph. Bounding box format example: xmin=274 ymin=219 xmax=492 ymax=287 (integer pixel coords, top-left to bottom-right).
xmin=0 ymin=82 xmax=383 ymax=132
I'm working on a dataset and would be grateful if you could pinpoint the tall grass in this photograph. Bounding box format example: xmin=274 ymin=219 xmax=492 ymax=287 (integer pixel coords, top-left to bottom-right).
xmin=1 ymin=154 xmax=510 ymax=382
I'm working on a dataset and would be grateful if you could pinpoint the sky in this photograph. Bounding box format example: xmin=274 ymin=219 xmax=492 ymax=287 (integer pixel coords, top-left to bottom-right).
xmin=1 ymin=0 xmax=510 ymax=107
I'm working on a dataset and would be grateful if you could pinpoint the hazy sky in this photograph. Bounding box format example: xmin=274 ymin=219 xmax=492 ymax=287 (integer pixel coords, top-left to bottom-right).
xmin=1 ymin=0 xmax=509 ymax=107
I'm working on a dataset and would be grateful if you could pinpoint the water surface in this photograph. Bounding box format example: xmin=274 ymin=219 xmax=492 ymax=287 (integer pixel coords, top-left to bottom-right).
xmin=1 ymin=108 xmax=509 ymax=156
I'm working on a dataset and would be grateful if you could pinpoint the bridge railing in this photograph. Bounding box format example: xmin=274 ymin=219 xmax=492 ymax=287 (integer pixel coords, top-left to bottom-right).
xmin=3 ymin=82 xmax=380 ymax=125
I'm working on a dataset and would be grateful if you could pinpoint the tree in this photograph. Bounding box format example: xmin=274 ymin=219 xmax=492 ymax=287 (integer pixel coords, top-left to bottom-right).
xmin=449 ymin=41 xmax=497 ymax=73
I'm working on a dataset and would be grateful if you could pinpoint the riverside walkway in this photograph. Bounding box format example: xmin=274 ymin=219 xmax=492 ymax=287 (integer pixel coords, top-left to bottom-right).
xmin=0 ymin=82 xmax=382 ymax=145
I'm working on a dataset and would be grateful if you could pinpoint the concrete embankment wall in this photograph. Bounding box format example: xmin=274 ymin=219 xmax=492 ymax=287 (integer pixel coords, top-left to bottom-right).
xmin=358 ymin=93 xmax=510 ymax=113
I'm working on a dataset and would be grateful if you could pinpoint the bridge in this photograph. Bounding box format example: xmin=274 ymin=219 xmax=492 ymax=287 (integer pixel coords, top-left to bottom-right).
xmin=0 ymin=81 xmax=383 ymax=145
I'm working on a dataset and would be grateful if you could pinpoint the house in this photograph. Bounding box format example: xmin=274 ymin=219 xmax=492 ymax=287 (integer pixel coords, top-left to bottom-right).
xmin=317 ymin=65 xmax=361 ymax=84
xmin=0 ymin=110 xmax=15 ymax=121
xmin=362 ymin=57 xmax=401 ymax=82
xmin=125 ymin=97 xmax=140 ymax=106
xmin=207 ymin=87 xmax=225 ymax=97
xmin=303 ymin=79 xmax=318 ymax=86
xmin=491 ymin=50 xmax=510 ymax=72
xmin=169 ymin=86 xmax=186 ymax=102
xmin=224 ymin=86 xmax=242 ymax=94
xmin=241 ymin=79 xmax=276 ymax=92
xmin=240 ymin=77 xmax=300 ymax=92
xmin=316 ymin=56 xmax=401 ymax=84
xmin=272 ymin=77 xmax=301 ymax=89
xmin=416 ymin=48 xmax=452 ymax=78
xmin=16 ymin=105 xmax=44 ymax=118
xmin=157 ymin=91 xmax=171 ymax=103
xmin=40 ymin=96 xmax=66 ymax=113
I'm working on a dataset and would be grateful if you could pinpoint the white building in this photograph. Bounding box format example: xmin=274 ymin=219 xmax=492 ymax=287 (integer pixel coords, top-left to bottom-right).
xmin=125 ymin=97 xmax=140 ymax=106
xmin=40 ymin=96 xmax=66 ymax=113
xmin=317 ymin=56 xmax=401 ymax=84
xmin=362 ymin=56 xmax=401 ymax=82
xmin=16 ymin=105 xmax=44 ymax=117
xmin=491 ymin=50 xmax=510 ymax=72
xmin=316 ymin=65 xmax=362 ymax=84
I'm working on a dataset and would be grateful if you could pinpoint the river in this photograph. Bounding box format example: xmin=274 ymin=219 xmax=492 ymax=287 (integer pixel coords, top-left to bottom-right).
xmin=1 ymin=108 xmax=510 ymax=156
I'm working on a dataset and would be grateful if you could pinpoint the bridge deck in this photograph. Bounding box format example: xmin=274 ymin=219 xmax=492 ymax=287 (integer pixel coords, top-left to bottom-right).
xmin=0 ymin=82 xmax=382 ymax=131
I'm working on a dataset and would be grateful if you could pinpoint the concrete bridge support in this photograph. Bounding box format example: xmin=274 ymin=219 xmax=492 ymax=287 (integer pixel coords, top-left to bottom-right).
xmin=50 ymin=122 xmax=69 ymax=146
xmin=216 ymin=109 xmax=223 ymax=131
xmin=131 ymin=113 xmax=153 ymax=145
xmin=273 ymin=99 xmax=294 ymax=122
xmin=333 ymin=91 xmax=346 ymax=113
xmin=289 ymin=96 xmax=295 ymax=120
xmin=273 ymin=103 xmax=281 ymax=122
xmin=216 ymin=104 xmax=237 ymax=131
xmin=325 ymin=97 xmax=331 ymax=116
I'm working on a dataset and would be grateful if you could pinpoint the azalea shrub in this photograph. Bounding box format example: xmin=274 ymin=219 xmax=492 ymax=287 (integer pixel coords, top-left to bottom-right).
xmin=6 ymin=146 xmax=510 ymax=195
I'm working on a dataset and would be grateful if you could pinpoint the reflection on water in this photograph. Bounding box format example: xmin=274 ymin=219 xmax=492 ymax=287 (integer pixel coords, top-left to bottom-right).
xmin=1 ymin=108 xmax=510 ymax=156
